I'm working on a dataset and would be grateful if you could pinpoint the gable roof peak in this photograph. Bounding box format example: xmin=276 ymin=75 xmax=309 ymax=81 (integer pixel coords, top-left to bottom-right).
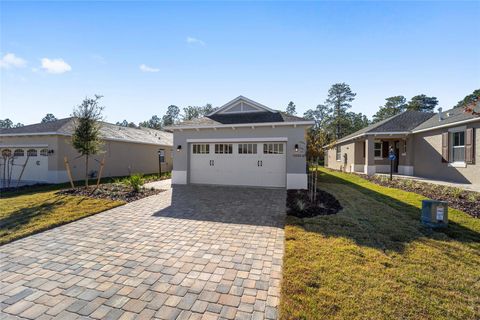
xmin=207 ymin=96 xmax=277 ymax=116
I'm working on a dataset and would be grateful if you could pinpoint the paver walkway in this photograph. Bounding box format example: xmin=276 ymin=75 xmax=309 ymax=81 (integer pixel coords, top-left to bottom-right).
xmin=0 ymin=185 xmax=286 ymax=320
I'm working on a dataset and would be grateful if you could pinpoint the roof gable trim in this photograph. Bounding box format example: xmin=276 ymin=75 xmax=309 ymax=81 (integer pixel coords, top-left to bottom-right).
xmin=207 ymin=96 xmax=276 ymax=116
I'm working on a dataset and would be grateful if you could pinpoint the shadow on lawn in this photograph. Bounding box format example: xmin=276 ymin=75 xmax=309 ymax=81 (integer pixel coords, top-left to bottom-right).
xmin=293 ymin=169 xmax=480 ymax=253
xmin=0 ymin=197 xmax=67 ymax=232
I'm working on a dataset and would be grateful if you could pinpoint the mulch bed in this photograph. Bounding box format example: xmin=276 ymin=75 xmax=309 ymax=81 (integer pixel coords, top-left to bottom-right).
xmin=287 ymin=189 xmax=342 ymax=218
xmin=58 ymin=183 xmax=164 ymax=202
xmin=357 ymin=174 xmax=480 ymax=218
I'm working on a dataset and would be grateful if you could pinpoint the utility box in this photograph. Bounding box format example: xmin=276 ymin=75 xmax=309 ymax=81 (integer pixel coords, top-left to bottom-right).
xmin=421 ymin=200 xmax=448 ymax=228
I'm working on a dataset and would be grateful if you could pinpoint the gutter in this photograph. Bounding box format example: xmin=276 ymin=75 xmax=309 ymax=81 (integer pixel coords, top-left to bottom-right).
xmin=0 ymin=132 xmax=172 ymax=147
xmin=165 ymin=120 xmax=315 ymax=131
xmin=411 ymin=117 xmax=480 ymax=133
xmin=326 ymin=131 xmax=411 ymax=148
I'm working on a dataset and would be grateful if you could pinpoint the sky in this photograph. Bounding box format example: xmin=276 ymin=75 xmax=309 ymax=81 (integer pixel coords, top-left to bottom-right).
xmin=1 ymin=1 xmax=479 ymax=126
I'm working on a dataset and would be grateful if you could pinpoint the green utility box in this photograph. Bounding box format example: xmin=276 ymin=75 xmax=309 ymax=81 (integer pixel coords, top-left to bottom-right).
xmin=421 ymin=200 xmax=448 ymax=228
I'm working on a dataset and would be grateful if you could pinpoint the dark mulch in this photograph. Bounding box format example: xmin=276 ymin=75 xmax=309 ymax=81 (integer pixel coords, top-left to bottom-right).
xmin=357 ymin=174 xmax=480 ymax=218
xmin=58 ymin=183 xmax=164 ymax=202
xmin=287 ymin=189 xmax=342 ymax=218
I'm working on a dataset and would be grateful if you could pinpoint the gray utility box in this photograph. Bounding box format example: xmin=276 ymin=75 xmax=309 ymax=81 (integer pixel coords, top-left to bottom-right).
xmin=421 ymin=200 xmax=448 ymax=228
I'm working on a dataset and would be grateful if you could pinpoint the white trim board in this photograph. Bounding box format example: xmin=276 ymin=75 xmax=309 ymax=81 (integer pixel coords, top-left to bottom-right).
xmin=412 ymin=118 xmax=480 ymax=133
xmin=168 ymin=120 xmax=314 ymax=131
xmin=186 ymin=137 xmax=288 ymax=143
xmin=0 ymin=144 xmax=49 ymax=148
xmin=207 ymin=96 xmax=277 ymax=116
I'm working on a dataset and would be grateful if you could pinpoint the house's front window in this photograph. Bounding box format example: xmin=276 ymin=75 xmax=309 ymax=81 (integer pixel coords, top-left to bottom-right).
xmin=451 ymin=131 xmax=465 ymax=162
xmin=374 ymin=141 xmax=382 ymax=158
xmin=336 ymin=146 xmax=341 ymax=161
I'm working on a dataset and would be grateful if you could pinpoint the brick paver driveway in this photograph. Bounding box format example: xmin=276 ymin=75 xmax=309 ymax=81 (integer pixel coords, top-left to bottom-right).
xmin=0 ymin=185 xmax=286 ymax=320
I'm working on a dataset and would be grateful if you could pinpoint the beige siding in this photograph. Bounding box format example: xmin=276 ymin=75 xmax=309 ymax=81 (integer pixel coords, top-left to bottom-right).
xmin=326 ymin=141 xmax=356 ymax=172
xmin=0 ymin=135 xmax=172 ymax=183
xmin=412 ymin=122 xmax=480 ymax=185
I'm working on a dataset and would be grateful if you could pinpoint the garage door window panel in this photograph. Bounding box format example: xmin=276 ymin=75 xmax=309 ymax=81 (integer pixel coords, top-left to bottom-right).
xmin=263 ymin=143 xmax=284 ymax=154
xmin=14 ymin=149 xmax=25 ymax=157
xmin=40 ymin=149 xmax=49 ymax=156
xmin=215 ymin=144 xmax=233 ymax=154
xmin=192 ymin=144 xmax=209 ymax=154
xmin=2 ymin=149 xmax=12 ymax=157
xmin=27 ymin=149 xmax=37 ymax=157
xmin=238 ymin=143 xmax=257 ymax=154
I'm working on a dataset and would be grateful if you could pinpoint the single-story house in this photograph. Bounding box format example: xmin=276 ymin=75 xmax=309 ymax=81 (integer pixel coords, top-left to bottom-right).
xmin=326 ymin=107 xmax=480 ymax=186
xmin=0 ymin=118 xmax=173 ymax=185
xmin=166 ymin=96 xmax=314 ymax=189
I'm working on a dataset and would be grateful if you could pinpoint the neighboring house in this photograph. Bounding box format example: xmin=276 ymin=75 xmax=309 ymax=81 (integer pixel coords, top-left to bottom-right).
xmin=326 ymin=107 xmax=480 ymax=186
xmin=167 ymin=96 xmax=314 ymax=189
xmin=0 ymin=118 xmax=173 ymax=185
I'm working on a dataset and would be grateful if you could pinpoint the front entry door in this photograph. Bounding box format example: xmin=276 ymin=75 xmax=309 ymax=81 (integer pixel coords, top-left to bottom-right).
xmin=394 ymin=141 xmax=400 ymax=173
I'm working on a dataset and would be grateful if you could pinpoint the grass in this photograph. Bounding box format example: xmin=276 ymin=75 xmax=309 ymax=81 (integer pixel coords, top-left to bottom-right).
xmin=0 ymin=190 xmax=124 ymax=245
xmin=281 ymin=167 xmax=480 ymax=320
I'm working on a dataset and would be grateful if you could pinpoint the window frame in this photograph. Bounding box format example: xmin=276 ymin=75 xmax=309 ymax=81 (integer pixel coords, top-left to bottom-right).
xmin=335 ymin=145 xmax=341 ymax=161
xmin=450 ymin=130 xmax=466 ymax=164
xmin=238 ymin=143 xmax=257 ymax=154
xmin=374 ymin=141 xmax=383 ymax=159
xmin=214 ymin=143 xmax=233 ymax=154
xmin=192 ymin=144 xmax=209 ymax=154
xmin=14 ymin=149 xmax=25 ymax=157
xmin=263 ymin=143 xmax=284 ymax=155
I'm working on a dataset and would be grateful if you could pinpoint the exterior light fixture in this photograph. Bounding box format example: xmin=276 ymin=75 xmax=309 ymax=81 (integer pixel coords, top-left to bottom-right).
xmin=294 ymin=144 xmax=299 ymax=152
xmin=177 ymin=145 xmax=182 ymax=152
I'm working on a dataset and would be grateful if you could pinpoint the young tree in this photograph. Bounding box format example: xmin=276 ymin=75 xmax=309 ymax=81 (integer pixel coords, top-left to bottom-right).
xmin=372 ymin=96 xmax=407 ymax=123
xmin=162 ymin=105 xmax=180 ymax=126
xmin=14 ymin=123 xmax=24 ymax=128
xmin=41 ymin=113 xmax=58 ymax=123
xmin=71 ymin=95 xmax=104 ymax=187
xmin=139 ymin=115 xmax=162 ymax=129
xmin=325 ymin=83 xmax=356 ymax=139
xmin=201 ymin=103 xmax=214 ymax=115
xmin=406 ymin=94 xmax=438 ymax=112
xmin=285 ymin=101 xmax=297 ymax=116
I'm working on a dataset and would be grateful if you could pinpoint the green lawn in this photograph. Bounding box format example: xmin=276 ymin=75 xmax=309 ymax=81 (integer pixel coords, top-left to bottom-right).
xmin=281 ymin=167 xmax=480 ymax=320
xmin=0 ymin=189 xmax=124 ymax=245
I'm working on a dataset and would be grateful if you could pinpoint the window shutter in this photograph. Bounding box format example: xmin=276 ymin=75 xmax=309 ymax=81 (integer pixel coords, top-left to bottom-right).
xmin=441 ymin=132 xmax=449 ymax=163
xmin=465 ymin=128 xmax=475 ymax=164
xmin=382 ymin=141 xmax=389 ymax=158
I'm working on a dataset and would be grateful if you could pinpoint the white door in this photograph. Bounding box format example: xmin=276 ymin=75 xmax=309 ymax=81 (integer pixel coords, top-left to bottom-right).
xmin=189 ymin=142 xmax=286 ymax=187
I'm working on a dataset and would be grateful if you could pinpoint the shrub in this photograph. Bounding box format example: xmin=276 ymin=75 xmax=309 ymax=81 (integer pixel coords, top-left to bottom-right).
xmin=124 ymin=174 xmax=145 ymax=193
xmin=296 ymin=199 xmax=307 ymax=212
xmin=450 ymin=187 xmax=463 ymax=199
xmin=467 ymin=192 xmax=479 ymax=202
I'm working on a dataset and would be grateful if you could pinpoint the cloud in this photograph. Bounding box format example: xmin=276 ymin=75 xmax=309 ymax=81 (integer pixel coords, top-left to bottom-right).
xmin=186 ymin=36 xmax=206 ymax=46
xmin=139 ymin=64 xmax=160 ymax=73
xmin=41 ymin=58 xmax=72 ymax=74
xmin=0 ymin=53 xmax=27 ymax=69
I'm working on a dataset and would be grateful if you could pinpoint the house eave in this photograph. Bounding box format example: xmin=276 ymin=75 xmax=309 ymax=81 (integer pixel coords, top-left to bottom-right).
xmin=166 ymin=120 xmax=315 ymax=131
xmin=0 ymin=132 xmax=172 ymax=147
xmin=411 ymin=117 xmax=480 ymax=133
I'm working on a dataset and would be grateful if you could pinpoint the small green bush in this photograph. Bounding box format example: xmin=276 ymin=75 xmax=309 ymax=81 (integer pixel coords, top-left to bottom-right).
xmin=450 ymin=187 xmax=463 ymax=199
xmin=124 ymin=174 xmax=145 ymax=193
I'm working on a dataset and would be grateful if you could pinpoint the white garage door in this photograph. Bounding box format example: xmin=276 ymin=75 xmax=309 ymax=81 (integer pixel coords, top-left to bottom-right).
xmin=190 ymin=142 xmax=286 ymax=188
xmin=1 ymin=148 xmax=49 ymax=184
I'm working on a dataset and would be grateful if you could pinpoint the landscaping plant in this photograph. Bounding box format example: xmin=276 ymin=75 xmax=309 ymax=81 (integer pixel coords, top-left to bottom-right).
xmin=124 ymin=173 xmax=145 ymax=193
xmin=71 ymin=95 xmax=104 ymax=187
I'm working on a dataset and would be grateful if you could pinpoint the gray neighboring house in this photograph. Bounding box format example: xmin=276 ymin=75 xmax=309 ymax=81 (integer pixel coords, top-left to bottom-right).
xmin=0 ymin=118 xmax=173 ymax=185
xmin=167 ymin=96 xmax=314 ymax=189
xmin=326 ymin=107 xmax=480 ymax=186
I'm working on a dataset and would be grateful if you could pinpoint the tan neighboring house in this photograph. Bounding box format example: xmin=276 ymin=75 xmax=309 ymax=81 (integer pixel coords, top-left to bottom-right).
xmin=0 ymin=118 xmax=173 ymax=185
xmin=325 ymin=107 xmax=480 ymax=186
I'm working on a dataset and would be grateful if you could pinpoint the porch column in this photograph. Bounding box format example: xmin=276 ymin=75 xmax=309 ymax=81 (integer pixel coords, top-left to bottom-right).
xmin=364 ymin=135 xmax=376 ymax=175
xmin=400 ymin=136 xmax=414 ymax=175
